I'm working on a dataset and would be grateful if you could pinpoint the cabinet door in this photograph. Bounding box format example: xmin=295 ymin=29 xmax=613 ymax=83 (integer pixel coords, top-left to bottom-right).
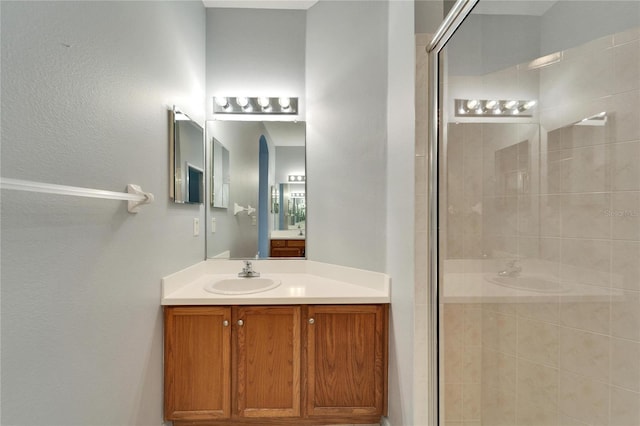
xmin=306 ymin=305 xmax=388 ymax=417
xmin=164 ymin=306 xmax=231 ymax=421
xmin=235 ymin=306 xmax=301 ymax=418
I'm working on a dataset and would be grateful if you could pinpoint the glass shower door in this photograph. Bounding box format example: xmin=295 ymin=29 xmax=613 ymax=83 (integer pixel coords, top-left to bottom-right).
xmin=436 ymin=1 xmax=640 ymax=425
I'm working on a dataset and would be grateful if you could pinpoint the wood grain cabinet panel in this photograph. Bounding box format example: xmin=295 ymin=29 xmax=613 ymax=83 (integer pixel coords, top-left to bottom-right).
xmin=270 ymin=239 xmax=305 ymax=257
xmin=164 ymin=306 xmax=232 ymax=421
xmin=306 ymin=305 xmax=388 ymax=417
xmin=235 ymin=306 xmax=301 ymax=418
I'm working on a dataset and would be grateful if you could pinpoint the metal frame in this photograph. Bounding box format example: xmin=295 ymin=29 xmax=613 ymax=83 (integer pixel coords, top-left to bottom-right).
xmin=425 ymin=0 xmax=479 ymax=424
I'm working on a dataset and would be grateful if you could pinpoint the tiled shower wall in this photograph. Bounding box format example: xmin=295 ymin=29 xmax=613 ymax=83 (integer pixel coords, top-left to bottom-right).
xmin=442 ymin=27 xmax=640 ymax=426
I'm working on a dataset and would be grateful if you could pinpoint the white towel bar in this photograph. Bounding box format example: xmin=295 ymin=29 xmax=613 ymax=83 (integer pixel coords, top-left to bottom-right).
xmin=0 ymin=177 xmax=154 ymax=213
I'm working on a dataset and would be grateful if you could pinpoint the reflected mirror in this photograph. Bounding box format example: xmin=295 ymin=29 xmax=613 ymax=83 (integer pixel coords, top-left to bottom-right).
xmin=211 ymin=138 xmax=230 ymax=208
xmin=206 ymin=121 xmax=306 ymax=259
xmin=169 ymin=107 xmax=204 ymax=204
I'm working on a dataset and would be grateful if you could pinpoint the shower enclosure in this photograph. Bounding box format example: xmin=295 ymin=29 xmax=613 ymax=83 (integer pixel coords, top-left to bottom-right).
xmin=428 ymin=1 xmax=640 ymax=424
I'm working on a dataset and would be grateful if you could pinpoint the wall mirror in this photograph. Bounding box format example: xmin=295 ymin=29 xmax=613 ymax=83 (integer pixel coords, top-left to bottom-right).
xmin=205 ymin=121 xmax=306 ymax=259
xmin=169 ymin=107 xmax=205 ymax=204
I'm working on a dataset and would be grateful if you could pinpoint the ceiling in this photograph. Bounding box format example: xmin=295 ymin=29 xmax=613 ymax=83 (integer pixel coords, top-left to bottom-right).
xmin=203 ymin=0 xmax=318 ymax=9
xmin=264 ymin=122 xmax=305 ymax=147
xmin=472 ymin=0 xmax=557 ymax=16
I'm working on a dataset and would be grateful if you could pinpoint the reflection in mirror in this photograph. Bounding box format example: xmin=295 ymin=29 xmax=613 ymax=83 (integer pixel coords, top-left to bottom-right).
xmin=211 ymin=138 xmax=230 ymax=208
xmin=206 ymin=121 xmax=305 ymax=259
xmin=276 ymin=183 xmax=306 ymax=232
xmin=169 ymin=107 xmax=204 ymax=204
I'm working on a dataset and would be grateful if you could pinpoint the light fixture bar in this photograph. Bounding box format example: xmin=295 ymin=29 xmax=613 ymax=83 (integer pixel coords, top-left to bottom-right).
xmin=213 ymin=96 xmax=298 ymax=115
xmin=454 ymin=99 xmax=536 ymax=117
xmin=288 ymin=175 xmax=305 ymax=182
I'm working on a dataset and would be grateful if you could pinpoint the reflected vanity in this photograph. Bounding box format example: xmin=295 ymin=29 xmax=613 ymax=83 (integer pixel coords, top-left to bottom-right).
xmin=205 ymin=121 xmax=306 ymax=259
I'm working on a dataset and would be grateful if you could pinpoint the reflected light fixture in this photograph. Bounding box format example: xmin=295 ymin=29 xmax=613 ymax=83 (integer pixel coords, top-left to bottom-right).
xmin=466 ymin=99 xmax=479 ymax=110
xmin=213 ymin=96 xmax=298 ymax=115
xmin=288 ymin=175 xmax=305 ymax=182
xmin=455 ymin=99 xmax=537 ymax=117
xmin=504 ymin=100 xmax=518 ymax=110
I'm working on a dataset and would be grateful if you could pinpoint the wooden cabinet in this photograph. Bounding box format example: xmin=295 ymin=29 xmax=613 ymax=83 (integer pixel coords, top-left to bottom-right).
xmin=164 ymin=304 xmax=388 ymax=425
xmin=270 ymin=239 xmax=305 ymax=257
xmin=235 ymin=306 xmax=301 ymax=418
xmin=306 ymin=305 xmax=388 ymax=418
xmin=164 ymin=307 xmax=232 ymax=421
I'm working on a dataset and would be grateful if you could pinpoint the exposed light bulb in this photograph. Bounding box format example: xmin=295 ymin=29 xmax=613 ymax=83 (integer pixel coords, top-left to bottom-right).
xmin=279 ymin=97 xmax=291 ymax=109
xmin=257 ymin=97 xmax=270 ymax=109
xmin=214 ymin=97 xmax=229 ymax=108
xmin=522 ymin=100 xmax=536 ymax=110
xmin=504 ymin=100 xmax=518 ymax=110
xmin=485 ymin=100 xmax=498 ymax=110
xmin=236 ymin=97 xmax=249 ymax=108
xmin=466 ymin=99 xmax=479 ymax=110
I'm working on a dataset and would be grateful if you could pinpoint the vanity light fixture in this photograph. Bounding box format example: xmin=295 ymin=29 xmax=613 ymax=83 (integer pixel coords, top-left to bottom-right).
xmin=236 ymin=97 xmax=250 ymax=109
xmin=279 ymin=97 xmax=291 ymax=110
xmin=214 ymin=97 xmax=230 ymax=109
xmin=291 ymin=192 xmax=305 ymax=198
xmin=455 ymin=99 xmax=537 ymax=117
xmin=288 ymin=175 xmax=305 ymax=183
xmin=257 ymin=97 xmax=271 ymax=110
xmin=213 ymin=96 xmax=298 ymax=115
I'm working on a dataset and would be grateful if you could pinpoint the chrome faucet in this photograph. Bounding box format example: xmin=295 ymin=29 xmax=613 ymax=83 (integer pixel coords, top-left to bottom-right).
xmin=498 ymin=259 xmax=522 ymax=277
xmin=238 ymin=260 xmax=260 ymax=278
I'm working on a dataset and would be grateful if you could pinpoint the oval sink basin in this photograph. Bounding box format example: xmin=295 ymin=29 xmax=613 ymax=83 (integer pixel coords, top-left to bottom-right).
xmin=485 ymin=274 xmax=570 ymax=293
xmin=204 ymin=277 xmax=281 ymax=295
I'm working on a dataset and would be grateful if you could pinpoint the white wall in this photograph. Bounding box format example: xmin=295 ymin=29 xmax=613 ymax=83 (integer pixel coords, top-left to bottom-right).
xmin=0 ymin=1 xmax=206 ymax=424
xmin=387 ymin=2 xmax=417 ymax=425
xmin=205 ymin=7 xmax=307 ymax=120
xmin=306 ymin=0 xmax=389 ymax=272
xmin=415 ymin=0 xmax=444 ymax=34
xmin=275 ymin=146 xmax=306 ymax=184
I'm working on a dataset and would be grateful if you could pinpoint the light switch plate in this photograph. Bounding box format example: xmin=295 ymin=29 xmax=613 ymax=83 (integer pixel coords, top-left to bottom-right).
xmin=193 ymin=218 xmax=200 ymax=236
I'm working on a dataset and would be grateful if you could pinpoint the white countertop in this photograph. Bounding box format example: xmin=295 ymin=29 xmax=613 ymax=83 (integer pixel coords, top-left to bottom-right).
xmin=162 ymin=259 xmax=390 ymax=305
xmin=270 ymin=230 xmax=305 ymax=240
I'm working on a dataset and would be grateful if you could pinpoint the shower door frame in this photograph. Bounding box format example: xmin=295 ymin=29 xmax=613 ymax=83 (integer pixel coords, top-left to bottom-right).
xmin=425 ymin=1 xmax=479 ymax=424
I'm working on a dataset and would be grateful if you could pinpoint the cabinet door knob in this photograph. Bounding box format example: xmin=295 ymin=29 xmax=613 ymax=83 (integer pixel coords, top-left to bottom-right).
xmin=237 ymin=319 xmax=244 ymax=326
xmin=308 ymin=318 xmax=315 ymax=324
xmin=223 ymin=320 xmax=229 ymax=327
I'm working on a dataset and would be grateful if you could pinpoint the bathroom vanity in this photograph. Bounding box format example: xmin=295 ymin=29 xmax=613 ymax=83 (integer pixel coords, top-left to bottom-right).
xmin=161 ymin=260 xmax=390 ymax=425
